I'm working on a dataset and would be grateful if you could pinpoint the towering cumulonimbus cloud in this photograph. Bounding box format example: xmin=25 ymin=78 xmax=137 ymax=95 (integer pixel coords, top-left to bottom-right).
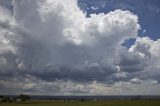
xmin=0 ymin=0 xmax=160 ymax=95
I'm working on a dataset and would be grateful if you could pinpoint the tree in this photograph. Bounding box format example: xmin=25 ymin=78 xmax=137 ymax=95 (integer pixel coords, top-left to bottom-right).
xmin=0 ymin=95 xmax=4 ymax=98
xmin=18 ymin=94 xmax=30 ymax=101
xmin=81 ymin=99 xmax=85 ymax=102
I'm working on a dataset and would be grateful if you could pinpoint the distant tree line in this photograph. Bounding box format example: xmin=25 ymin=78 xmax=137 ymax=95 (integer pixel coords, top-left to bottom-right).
xmin=0 ymin=94 xmax=30 ymax=103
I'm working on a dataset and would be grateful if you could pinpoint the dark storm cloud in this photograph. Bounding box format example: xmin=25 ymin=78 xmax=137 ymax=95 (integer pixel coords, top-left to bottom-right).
xmin=25 ymin=64 xmax=117 ymax=82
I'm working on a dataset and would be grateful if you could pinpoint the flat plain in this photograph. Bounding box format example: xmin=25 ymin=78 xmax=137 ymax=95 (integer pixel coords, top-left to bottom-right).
xmin=1 ymin=100 xmax=160 ymax=106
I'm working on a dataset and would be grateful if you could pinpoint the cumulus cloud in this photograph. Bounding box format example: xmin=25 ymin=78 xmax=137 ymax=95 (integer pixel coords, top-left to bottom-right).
xmin=0 ymin=0 xmax=160 ymax=95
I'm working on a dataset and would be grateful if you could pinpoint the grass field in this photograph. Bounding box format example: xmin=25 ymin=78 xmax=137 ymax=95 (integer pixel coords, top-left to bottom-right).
xmin=1 ymin=100 xmax=160 ymax=106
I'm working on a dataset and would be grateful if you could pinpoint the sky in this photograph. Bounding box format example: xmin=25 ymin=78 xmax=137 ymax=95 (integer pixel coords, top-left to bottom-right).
xmin=0 ymin=0 xmax=160 ymax=95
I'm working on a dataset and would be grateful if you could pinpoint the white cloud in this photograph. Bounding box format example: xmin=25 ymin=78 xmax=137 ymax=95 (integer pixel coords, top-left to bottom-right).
xmin=91 ymin=6 xmax=99 ymax=10
xmin=7 ymin=0 xmax=140 ymax=71
xmin=143 ymin=30 xmax=146 ymax=33
xmin=129 ymin=37 xmax=160 ymax=66
xmin=126 ymin=37 xmax=160 ymax=82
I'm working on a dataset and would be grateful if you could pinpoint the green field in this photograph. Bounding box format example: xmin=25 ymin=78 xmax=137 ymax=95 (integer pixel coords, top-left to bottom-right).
xmin=1 ymin=100 xmax=160 ymax=106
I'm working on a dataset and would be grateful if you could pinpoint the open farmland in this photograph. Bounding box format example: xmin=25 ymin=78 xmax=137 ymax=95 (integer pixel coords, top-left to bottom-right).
xmin=1 ymin=100 xmax=160 ymax=106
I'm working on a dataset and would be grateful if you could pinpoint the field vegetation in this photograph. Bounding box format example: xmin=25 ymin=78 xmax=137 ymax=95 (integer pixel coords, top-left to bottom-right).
xmin=1 ymin=99 xmax=160 ymax=106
